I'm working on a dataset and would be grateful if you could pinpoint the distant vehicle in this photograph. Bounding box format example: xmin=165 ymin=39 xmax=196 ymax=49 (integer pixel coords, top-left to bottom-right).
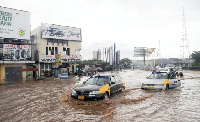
xmin=82 ymin=67 xmax=97 ymax=75
xmin=71 ymin=74 xmax=125 ymax=100
xmin=175 ymin=67 xmax=183 ymax=76
xmin=141 ymin=69 xmax=181 ymax=91
xmin=96 ymin=67 xmax=103 ymax=72
xmin=156 ymin=68 xmax=170 ymax=72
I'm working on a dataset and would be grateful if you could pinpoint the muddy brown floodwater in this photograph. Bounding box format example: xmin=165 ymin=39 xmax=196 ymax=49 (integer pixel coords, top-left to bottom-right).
xmin=0 ymin=69 xmax=200 ymax=121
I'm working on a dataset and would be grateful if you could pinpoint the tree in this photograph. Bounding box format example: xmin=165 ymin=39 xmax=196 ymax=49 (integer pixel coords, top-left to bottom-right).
xmin=190 ymin=51 xmax=200 ymax=66
xmin=120 ymin=58 xmax=132 ymax=68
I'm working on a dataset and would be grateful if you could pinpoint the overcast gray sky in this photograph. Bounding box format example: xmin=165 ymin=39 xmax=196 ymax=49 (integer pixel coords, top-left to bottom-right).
xmin=1 ymin=0 xmax=200 ymax=60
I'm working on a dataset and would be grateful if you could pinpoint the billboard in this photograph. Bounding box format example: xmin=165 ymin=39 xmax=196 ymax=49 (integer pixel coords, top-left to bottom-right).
xmin=41 ymin=23 xmax=81 ymax=41
xmin=134 ymin=47 xmax=155 ymax=57
xmin=2 ymin=44 xmax=31 ymax=61
xmin=0 ymin=7 xmax=30 ymax=39
xmin=134 ymin=47 xmax=147 ymax=57
xmin=147 ymin=48 xmax=156 ymax=54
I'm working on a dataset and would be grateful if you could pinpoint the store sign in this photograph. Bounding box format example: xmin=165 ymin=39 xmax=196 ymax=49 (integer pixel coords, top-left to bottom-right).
xmin=56 ymin=54 xmax=62 ymax=65
xmin=0 ymin=7 xmax=30 ymax=39
xmin=2 ymin=44 xmax=31 ymax=61
xmin=39 ymin=55 xmax=82 ymax=63
xmin=41 ymin=23 xmax=81 ymax=41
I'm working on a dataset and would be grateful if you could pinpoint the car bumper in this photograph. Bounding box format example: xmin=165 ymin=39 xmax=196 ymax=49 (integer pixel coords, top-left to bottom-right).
xmin=141 ymin=86 xmax=166 ymax=91
xmin=71 ymin=94 xmax=105 ymax=100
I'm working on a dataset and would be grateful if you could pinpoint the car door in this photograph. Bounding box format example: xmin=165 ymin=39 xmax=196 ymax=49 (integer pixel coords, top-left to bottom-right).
xmin=169 ymin=73 xmax=181 ymax=88
xmin=114 ymin=75 xmax=121 ymax=92
xmin=109 ymin=75 xmax=117 ymax=96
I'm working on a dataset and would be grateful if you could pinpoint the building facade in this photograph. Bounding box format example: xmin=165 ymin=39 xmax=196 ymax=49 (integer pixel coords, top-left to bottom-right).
xmin=31 ymin=23 xmax=82 ymax=77
xmin=0 ymin=7 xmax=36 ymax=83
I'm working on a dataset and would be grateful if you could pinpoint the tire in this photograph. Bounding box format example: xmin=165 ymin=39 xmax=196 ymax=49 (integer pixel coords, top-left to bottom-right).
xmin=104 ymin=93 xmax=109 ymax=101
xmin=166 ymin=84 xmax=169 ymax=90
xmin=121 ymin=86 xmax=125 ymax=92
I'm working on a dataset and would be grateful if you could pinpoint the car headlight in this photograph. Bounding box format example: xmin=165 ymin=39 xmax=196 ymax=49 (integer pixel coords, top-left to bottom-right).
xmin=89 ymin=91 xmax=101 ymax=94
xmin=71 ymin=90 xmax=76 ymax=95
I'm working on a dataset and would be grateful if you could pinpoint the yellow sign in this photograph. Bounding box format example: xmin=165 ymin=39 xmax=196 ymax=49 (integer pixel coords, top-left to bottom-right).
xmin=56 ymin=54 xmax=62 ymax=65
xmin=146 ymin=87 xmax=154 ymax=89
xmin=78 ymin=96 xmax=84 ymax=100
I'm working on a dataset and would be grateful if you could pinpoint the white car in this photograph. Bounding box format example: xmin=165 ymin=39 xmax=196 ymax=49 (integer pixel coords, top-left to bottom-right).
xmin=141 ymin=71 xmax=181 ymax=91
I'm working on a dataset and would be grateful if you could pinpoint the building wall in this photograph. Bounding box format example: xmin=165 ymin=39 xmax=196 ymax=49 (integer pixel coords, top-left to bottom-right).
xmin=31 ymin=26 xmax=82 ymax=75
xmin=0 ymin=64 xmax=26 ymax=83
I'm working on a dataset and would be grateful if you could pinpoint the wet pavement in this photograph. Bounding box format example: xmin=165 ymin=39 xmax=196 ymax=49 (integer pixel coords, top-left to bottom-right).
xmin=0 ymin=69 xmax=200 ymax=121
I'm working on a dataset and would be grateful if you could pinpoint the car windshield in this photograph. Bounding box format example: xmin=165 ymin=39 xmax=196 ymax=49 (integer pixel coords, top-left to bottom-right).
xmin=175 ymin=68 xmax=182 ymax=71
xmin=85 ymin=76 xmax=109 ymax=85
xmin=148 ymin=72 xmax=168 ymax=79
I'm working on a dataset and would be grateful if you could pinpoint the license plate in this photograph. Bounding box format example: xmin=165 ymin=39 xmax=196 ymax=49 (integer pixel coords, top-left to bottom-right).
xmin=146 ymin=86 xmax=154 ymax=89
xmin=78 ymin=96 xmax=84 ymax=100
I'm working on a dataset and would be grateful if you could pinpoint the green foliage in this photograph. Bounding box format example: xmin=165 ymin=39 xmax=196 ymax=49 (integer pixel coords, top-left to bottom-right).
xmin=82 ymin=59 xmax=108 ymax=65
xmin=120 ymin=58 xmax=132 ymax=65
xmin=190 ymin=51 xmax=200 ymax=66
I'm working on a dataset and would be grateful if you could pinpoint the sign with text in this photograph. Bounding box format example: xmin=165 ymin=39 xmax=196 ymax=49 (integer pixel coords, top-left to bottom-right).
xmin=56 ymin=54 xmax=62 ymax=65
xmin=41 ymin=23 xmax=81 ymax=41
xmin=0 ymin=7 xmax=30 ymax=39
xmin=2 ymin=44 xmax=31 ymax=61
xmin=39 ymin=55 xmax=82 ymax=63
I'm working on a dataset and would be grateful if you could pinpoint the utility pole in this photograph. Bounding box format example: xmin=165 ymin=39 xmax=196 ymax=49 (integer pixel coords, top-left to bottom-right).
xmin=180 ymin=7 xmax=190 ymax=59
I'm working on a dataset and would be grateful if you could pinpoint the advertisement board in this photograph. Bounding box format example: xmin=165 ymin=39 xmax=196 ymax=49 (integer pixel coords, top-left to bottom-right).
xmin=2 ymin=44 xmax=31 ymax=61
xmin=0 ymin=7 xmax=30 ymax=39
xmin=41 ymin=23 xmax=81 ymax=41
xmin=56 ymin=54 xmax=62 ymax=65
xmin=39 ymin=55 xmax=82 ymax=63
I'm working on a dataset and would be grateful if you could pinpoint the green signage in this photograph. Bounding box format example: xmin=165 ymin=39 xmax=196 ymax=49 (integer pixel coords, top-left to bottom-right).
xmin=0 ymin=11 xmax=12 ymax=26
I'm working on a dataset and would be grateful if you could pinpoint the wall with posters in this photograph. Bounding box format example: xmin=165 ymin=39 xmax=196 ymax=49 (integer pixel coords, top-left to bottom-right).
xmin=0 ymin=7 xmax=30 ymax=40
xmin=2 ymin=44 xmax=31 ymax=61
xmin=41 ymin=23 xmax=81 ymax=41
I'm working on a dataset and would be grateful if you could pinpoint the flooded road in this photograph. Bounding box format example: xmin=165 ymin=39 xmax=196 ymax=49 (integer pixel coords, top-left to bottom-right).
xmin=0 ymin=69 xmax=200 ymax=121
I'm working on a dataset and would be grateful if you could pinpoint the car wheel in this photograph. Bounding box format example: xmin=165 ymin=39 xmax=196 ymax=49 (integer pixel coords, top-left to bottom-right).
xmin=104 ymin=93 xmax=109 ymax=101
xmin=122 ymin=86 xmax=125 ymax=92
xmin=166 ymin=84 xmax=169 ymax=90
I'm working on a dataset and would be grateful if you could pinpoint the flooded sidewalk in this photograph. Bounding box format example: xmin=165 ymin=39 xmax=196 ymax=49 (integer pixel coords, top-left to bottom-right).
xmin=0 ymin=70 xmax=200 ymax=121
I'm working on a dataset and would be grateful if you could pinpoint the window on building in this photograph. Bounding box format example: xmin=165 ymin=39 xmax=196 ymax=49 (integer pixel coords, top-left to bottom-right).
xmin=52 ymin=47 xmax=54 ymax=55
xmin=47 ymin=39 xmax=52 ymax=45
xmin=62 ymin=40 xmax=64 ymax=46
xmin=58 ymin=40 xmax=62 ymax=46
xmin=40 ymin=64 xmax=52 ymax=76
xmin=46 ymin=47 xmax=48 ymax=55
xmin=63 ymin=47 xmax=66 ymax=55
xmin=64 ymin=40 xmax=68 ymax=46
xmin=55 ymin=47 xmax=58 ymax=54
xmin=49 ymin=47 xmax=51 ymax=55
xmin=66 ymin=48 xmax=70 ymax=55
xmin=76 ymin=50 xmax=80 ymax=56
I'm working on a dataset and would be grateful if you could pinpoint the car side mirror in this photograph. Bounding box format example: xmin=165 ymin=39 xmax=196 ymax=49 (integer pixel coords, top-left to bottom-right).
xmin=83 ymin=81 xmax=86 ymax=84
